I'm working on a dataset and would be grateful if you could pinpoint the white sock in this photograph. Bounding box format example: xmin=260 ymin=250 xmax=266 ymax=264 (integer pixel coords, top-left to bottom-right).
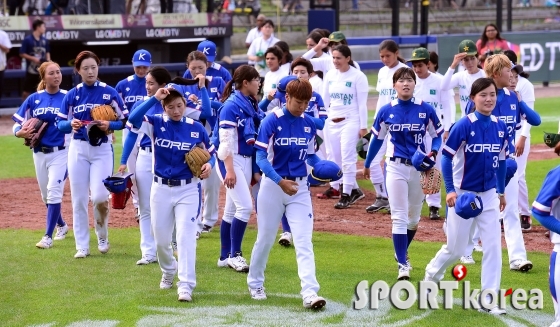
xmin=374 ymin=183 xmax=388 ymax=198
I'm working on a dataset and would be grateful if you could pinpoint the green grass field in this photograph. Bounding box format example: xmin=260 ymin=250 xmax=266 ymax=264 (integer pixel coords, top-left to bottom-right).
xmin=0 ymin=97 xmax=559 ymax=326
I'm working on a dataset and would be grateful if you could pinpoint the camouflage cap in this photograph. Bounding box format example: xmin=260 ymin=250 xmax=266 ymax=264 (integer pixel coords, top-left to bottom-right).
xmin=407 ymin=47 xmax=430 ymax=62
xmin=458 ymin=39 xmax=478 ymax=56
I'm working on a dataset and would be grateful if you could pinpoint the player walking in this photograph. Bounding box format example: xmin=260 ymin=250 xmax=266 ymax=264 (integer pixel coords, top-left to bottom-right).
xmin=12 ymin=61 xmax=69 ymax=249
xmin=425 ymin=77 xmax=509 ymax=315
xmin=531 ymin=138 xmax=560 ymax=327
xmin=247 ymin=79 xmax=326 ymax=309
xmin=320 ymin=45 xmax=367 ymax=209
xmin=57 ymin=51 xmax=127 ymax=259
xmin=363 ymin=67 xmax=443 ymax=280
xmin=118 ymin=66 xmax=173 ymax=265
xmin=365 ymin=40 xmax=408 ymax=213
xmin=215 ymin=65 xmax=262 ymax=272
xmin=128 ymin=86 xmax=215 ymax=302
xmin=183 ymin=40 xmax=232 ymax=83
xmin=115 ymin=49 xmax=152 ymax=221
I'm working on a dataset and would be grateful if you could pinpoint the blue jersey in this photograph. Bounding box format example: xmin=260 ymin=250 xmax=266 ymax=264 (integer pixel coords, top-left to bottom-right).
xmin=372 ymin=98 xmax=443 ymax=159
xmin=115 ymin=75 xmax=147 ymax=110
xmin=20 ymin=34 xmax=49 ymax=74
xmin=218 ymin=90 xmax=259 ymax=157
xmin=443 ymin=113 xmax=509 ymax=192
xmin=255 ymin=107 xmax=316 ymax=177
xmin=57 ymin=82 xmax=128 ymax=141
xmin=265 ymin=91 xmax=327 ymax=119
xmin=533 ymin=166 xmax=560 ymax=243
xmin=12 ymin=89 xmax=68 ymax=148
xmin=180 ymin=76 xmax=226 ymax=131
xmin=492 ymin=88 xmax=522 ymax=153
xmin=135 ymin=114 xmax=215 ymax=180
xmin=183 ymin=62 xmax=232 ymax=83
xmin=127 ymin=97 xmax=164 ymax=148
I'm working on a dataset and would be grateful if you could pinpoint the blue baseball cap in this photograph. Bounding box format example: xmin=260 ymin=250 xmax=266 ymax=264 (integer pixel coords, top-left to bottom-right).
xmin=132 ymin=49 xmax=151 ymax=67
xmin=308 ymin=160 xmax=343 ymax=186
xmin=455 ymin=192 xmax=483 ymax=219
xmin=411 ymin=149 xmax=436 ymax=172
xmin=275 ymin=75 xmax=298 ymax=100
xmin=198 ymin=40 xmax=217 ymax=62
xmin=505 ymin=158 xmax=518 ymax=187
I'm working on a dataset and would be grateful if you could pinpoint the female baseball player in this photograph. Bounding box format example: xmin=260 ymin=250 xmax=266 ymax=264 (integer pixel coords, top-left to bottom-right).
xmin=128 ymin=86 xmax=215 ymax=302
xmin=363 ymin=67 xmax=443 ymax=280
xmin=262 ymin=46 xmax=288 ymax=98
xmin=118 ymin=66 xmax=172 ymax=265
xmin=305 ymin=30 xmax=330 ymax=60
xmin=320 ymin=45 xmax=367 ymax=209
xmin=301 ymin=31 xmax=361 ymax=73
xmin=483 ymin=54 xmax=540 ymax=272
xmin=425 ymin=77 xmax=509 ymax=315
xmin=215 ymin=65 xmax=262 ymax=272
xmin=247 ymin=79 xmax=326 ymax=310
xmin=531 ymin=140 xmax=560 ymax=327
xmin=183 ymin=40 xmax=232 ymax=83
xmin=115 ymin=49 xmax=152 ymax=221
xmin=57 ymin=51 xmax=127 ymax=259
xmin=12 ymin=61 xmax=69 ymax=249
xmin=364 ymin=40 xmax=408 ymax=213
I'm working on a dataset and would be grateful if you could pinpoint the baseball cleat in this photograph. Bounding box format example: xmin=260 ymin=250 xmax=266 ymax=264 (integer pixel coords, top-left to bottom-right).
xmin=317 ymin=187 xmax=340 ymax=199
xmin=278 ymin=232 xmax=292 ymax=247
xmin=136 ymin=255 xmax=158 ymax=265
xmin=478 ymin=307 xmax=506 ymax=315
xmin=249 ymin=287 xmax=267 ymax=300
xmin=178 ymin=291 xmax=192 ymax=302
xmin=201 ymin=225 xmax=213 ymax=233
xmin=366 ymin=197 xmax=390 ymax=213
xmin=217 ymin=253 xmax=230 ymax=268
xmin=53 ymin=224 xmax=69 ymax=240
xmin=334 ymin=194 xmax=351 ymax=209
xmin=520 ymin=215 xmax=532 ymax=232
xmin=349 ymin=188 xmax=365 ymax=204
xmin=36 ymin=235 xmax=53 ymax=249
xmin=98 ymin=238 xmax=110 ymax=254
xmin=196 ymin=231 xmax=201 ymax=240
xmin=74 ymin=249 xmax=90 ymax=258
xmin=460 ymin=255 xmax=475 ymax=264
xmin=228 ymin=253 xmax=249 ymax=272
xmin=394 ymin=253 xmax=412 ymax=270
xmin=510 ymin=259 xmax=533 ymax=272
xmin=135 ymin=208 xmax=140 ymax=224
xmin=429 ymin=206 xmax=441 ymax=220
xmin=303 ymin=294 xmax=326 ymax=309
xmin=160 ymin=274 xmax=175 ymax=289
xmin=473 ymin=244 xmax=483 ymax=252
xmin=397 ymin=263 xmax=410 ymax=280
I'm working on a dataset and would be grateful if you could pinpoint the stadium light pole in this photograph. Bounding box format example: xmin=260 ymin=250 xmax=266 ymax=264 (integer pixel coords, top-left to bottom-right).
xmin=392 ymin=0 xmax=400 ymax=36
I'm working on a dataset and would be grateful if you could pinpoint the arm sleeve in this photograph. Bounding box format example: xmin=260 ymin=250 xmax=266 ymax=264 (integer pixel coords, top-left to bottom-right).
xmin=532 ymin=211 xmax=560 ymax=235
xmin=306 ymin=114 xmax=325 ymax=130
xmin=120 ymin=131 xmax=139 ymax=165
xmin=431 ymin=135 xmax=442 ymax=153
xmin=496 ymin=159 xmax=506 ymax=194
xmin=56 ymin=92 xmax=73 ymax=132
xmin=198 ymin=87 xmax=212 ymax=120
xmin=441 ymin=154 xmax=455 ymax=193
xmin=128 ymin=96 xmax=158 ymax=127
xmin=256 ymin=149 xmax=282 ymax=184
xmin=519 ymin=100 xmax=541 ymax=127
xmin=301 ymin=48 xmax=317 ymax=60
xmin=259 ymin=98 xmax=272 ymax=111
xmin=13 ymin=123 xmax=22 ymax=135
xmin=440 ymin=87 xmax=453 ymax=131
xmin=440 ymin=68 xmax=460 ymax=91
xmin=364 ymin=138 xmax=385 ymax=168
xmin=211 ymin=100 xmax=223 ymax=110
xmin=306 ymin=153 xmax=321 ymax=167
xmin=309 ymin=56 xmax=330 ymax=74
xmin=356 ymin=72 xmax=369 ymax=130
xmin=109 ymin=120 xmax=124 ymax=130
xmin=321 ymin=73 xmax=330 ymax=111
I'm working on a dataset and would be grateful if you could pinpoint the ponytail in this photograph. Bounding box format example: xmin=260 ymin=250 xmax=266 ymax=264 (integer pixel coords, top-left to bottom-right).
xmin=37 ymin=61 xmax=60 ymax=92
xmin=221 ymin=80 xmax=234 ymax=103
xmin=221 ymin=65 xmax=260 ymax=102
xmin=37 ymin=80 xmax=47 ymax=92
xmin=171 ymin=76 xmax=209 ymax=88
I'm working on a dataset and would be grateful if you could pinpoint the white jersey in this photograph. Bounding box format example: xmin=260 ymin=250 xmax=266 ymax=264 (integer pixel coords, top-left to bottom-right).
xmin=247 ymin=35 xmax=280 ymax=76
xmin=515 ymin=76 xmax=536 ymax=138
xmin=376 ymin=61 xmax=409 ymax=112
xmin=322 ymin=66 xmax=369 ymax=129
xmin=245 ymin=27 xmax=263 ymax=46
xmin=414 ymin=72 xmax=453 ymax=131
xmin=309 ymin=74 xmax=323 ymax=94
xmin=262 ymin=65 xmax=289 ymax=96
xmin=301 ymin=49 xmax=361 ymax=75
xmin=441 ymin=67 xmax=486 ymax=115
xmin=435 ymin=71 xmax=457 ymax=126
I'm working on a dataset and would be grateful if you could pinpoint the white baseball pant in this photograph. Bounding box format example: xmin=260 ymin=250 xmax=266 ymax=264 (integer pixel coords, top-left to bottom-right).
xmin=426 ymin=188 xmax=502 ymax=295
xmin=515 ymin=132 xmax=531 ymax=216
xmin=464 ymin=225 xmax=481 ymax=256
xmin=500 ymin=170 xmax=528 ymax=263
xmin=33 ymin=149 xmax=67 ymax=204
xmin=122 ymin=128 xmax=139 ymax=209
xmin=248 ymin=177 xmax=320 ymax=298
xmin=217 ymin=154 xmax=253 ymax=223
xmin=151 ymin=180 xmax=200 ymax=295
xmin=369 ymin=138 xmax=388 ymax=185
xmin=68 ymin=139 xmax=112 ymax=251
xmin=315 ymin=129 xmax=327 ymax=160
xmin=135 ymin=148 xmax=157 ymax=259
xmin=201 ymin=165 xmax=221 ymax=228
xmin=423 ymin=134 xmax=442 ymax=208
xmin=385 ymin=160 xmax=424 ymax=234
xmin=325 ymin=117 xmax=359 ymax=195
xmin=321 ymin=121 xmax=338 ymax=189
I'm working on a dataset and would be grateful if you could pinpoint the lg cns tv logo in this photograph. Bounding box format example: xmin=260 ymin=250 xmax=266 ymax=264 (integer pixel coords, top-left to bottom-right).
xmin=353 ymin=265 xmax=543 ymax=311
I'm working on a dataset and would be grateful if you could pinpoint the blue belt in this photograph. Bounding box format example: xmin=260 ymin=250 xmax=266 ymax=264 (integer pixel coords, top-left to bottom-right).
xmin=282 ymin=176 xmax=306 ymax=181
xmin=153 ymin=175 xmax=192 ymax=187
xmin=34 ymin=146 xmax=66 ymax=154
xmin=390 ymin=157 xmax=412 ymax=166
xmin=73 ymin=135 xmax=108 ymax=144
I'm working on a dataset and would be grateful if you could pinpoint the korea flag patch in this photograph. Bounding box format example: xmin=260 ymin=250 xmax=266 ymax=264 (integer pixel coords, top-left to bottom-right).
xmin=419 ymin=113 xmax=426 ymax=118
xmin=191 ymin=132 xmax=199 ymax=138
xmin=499 ymin=131 xmax=504 ymax=137
xmin=510 ymin=104 xmax=516 ymax=110
xmin=304 ymin=127 xmax=311 ymax=133
xmin=103 ymin=94 xmax=110 ymax=100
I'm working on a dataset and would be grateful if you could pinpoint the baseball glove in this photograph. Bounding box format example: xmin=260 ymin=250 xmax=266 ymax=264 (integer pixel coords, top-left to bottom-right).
xmin=544 ymin=132 xmax=560 ymax=148
xmin=91 ymin=105 xmax=118 ymax=135
xmin=420 ymin=168 xmax=442 ymax=195
xmin=185 ymin=145 xmax=211 ymax=178
xmin=22 ymin=118 xmax=48 ymax=148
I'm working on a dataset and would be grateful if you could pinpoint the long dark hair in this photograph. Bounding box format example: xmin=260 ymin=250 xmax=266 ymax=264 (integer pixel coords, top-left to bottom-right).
xmin=470 ymin=77 xmax=497 ymax=98
xmin=221 ymin=65 xmax=260 ymax=102
xmin=274 ymin=41 xmax=293 ymax=65
xmin=480 ymin=23 xmax=504 ymax=49
xmin=148 ymin=66 xmax=172 ymax=85
xmin=332 ymin=45 xmax=356 ymax=68
xmin=503 ymin=50 xmax=530 ymax=78
xmin=379 ymin=39 xmax=406 ymax=63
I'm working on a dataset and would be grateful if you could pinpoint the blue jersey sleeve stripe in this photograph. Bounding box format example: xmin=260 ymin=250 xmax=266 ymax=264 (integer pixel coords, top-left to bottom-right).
xmin=12 ymin=113 xmax=24 ymax=123
xmin=220 ymin=120 xmax=237 ymax=127
xmin=319 ymin=112 xmax=328 ymax=117
xmin=57 ymin=112 xmax=68 ymax=119
xmin=443 ymin=144 xmax=456 ymax=155
xmin=532 ymin=201 xmax=551 ymax=214
xmin=254 ymin=140 xmax=268 ymax=150
xmin=207 ymin=144 xmax=216 ymax=154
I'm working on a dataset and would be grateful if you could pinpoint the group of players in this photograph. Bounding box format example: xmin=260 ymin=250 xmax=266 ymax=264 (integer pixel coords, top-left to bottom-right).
xmin=10 ymin=31 xmax=560 ymax=322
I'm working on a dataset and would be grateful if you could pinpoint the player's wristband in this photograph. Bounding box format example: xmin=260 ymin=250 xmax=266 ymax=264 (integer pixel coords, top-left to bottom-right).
xmin=498 ymin=193 xmax=505 ymax=197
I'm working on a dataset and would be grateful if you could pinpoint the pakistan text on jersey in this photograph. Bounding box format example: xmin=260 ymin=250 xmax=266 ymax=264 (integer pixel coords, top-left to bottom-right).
xmin=330 ymin=93 xmax=354 ymax=101
xmin=155 ymin=138 xmax=192 ymax=150
xmin=388 ymin=124 xmax=426 ymax=132
xmin=379 ymin=89 xmax=397 ymax=96
xmin=274 ymin=137 xmax=310 ymax=146
xmin=464 ymin=144 xmax=502 ymax=153
xmin=33 ymin=107 xmax=60 ymax=116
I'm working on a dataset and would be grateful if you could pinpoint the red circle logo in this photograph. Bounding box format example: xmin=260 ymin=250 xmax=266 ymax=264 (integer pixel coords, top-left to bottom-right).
xmin=452 ymin=264 xmax=467 ymax=281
